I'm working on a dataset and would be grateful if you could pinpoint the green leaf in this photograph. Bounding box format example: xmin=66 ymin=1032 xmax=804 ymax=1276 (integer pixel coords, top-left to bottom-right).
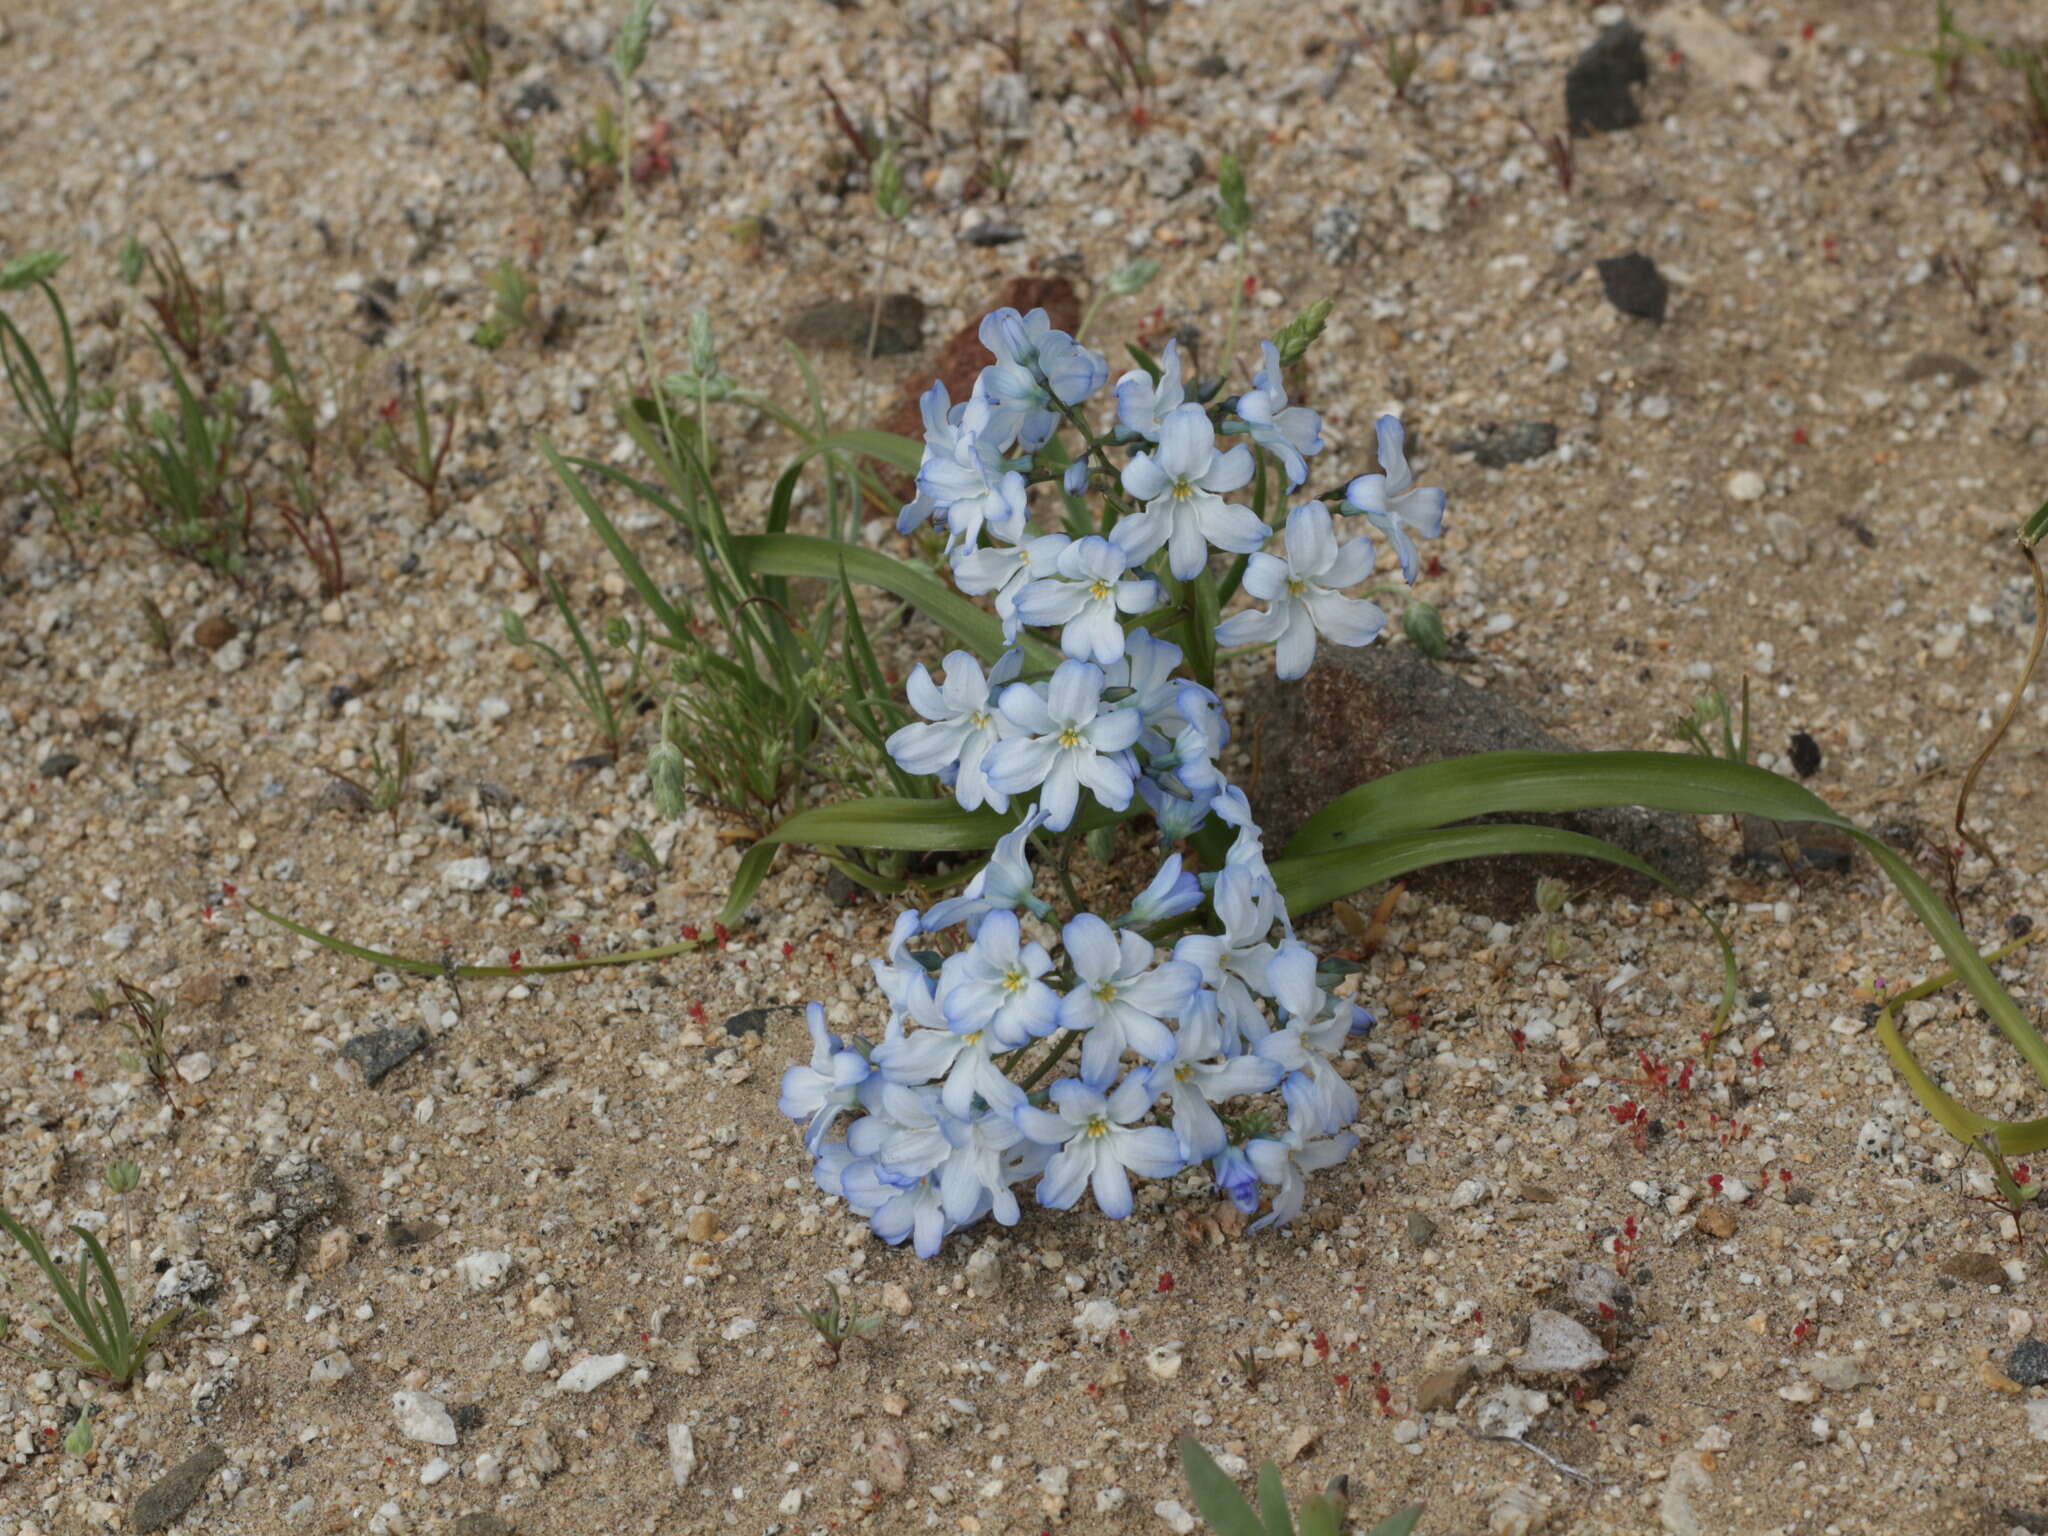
xmin=1125 ymin=343 xmax=1163 ymax=384
xmin=1216 ymin=153 xmax=1252 ymax=241
xmin=0 ymin=250 xmax=66 ymax=291
xmin=729 ymin=533 xmax=1060 ymax=671
xmin=1179 ymin=1438 xmax=1267 ymax=1536
xmin=1270 ymin=822 xmax=1738 ymax=1026
xmin=1108 ymin=257 xmax=1162 ymax=297
xmin=1362 ymin=1507 xmax=1424 ymax=1536
xmin=246 ymin=897 xmax=704 ymax=979
xmin=2022 ymin=497 xmax=2048 ymax=549
xmin=1257 ymin=1461 xmax=1296 ymax=1536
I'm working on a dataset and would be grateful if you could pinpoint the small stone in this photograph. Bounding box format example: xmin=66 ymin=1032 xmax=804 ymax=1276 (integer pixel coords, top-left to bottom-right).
xmin=310 ymin=1351 xmax=353 ymax=1384
xmin=1400 ymin=171 xmax=1455 ymax=234
xmin=393 ymin=1391 xmax=458 ymax=1446
xmin=1659 ymin=1449 xmax=1715 ymax=1536
xmin=38 ymin=751 xmax=80 ymax=779
xmin=1279 ymin=1425 xmax=1320 ymax=1463
xmin=1416 ymin=1361 xmax=1478 ymax=1413
xmin=557 ymin=1352 xmax=629 ymax=1393
xmin=1311 ymin=205 xmax=1362 ymax=266
xmin=441 ymin=857 xmax=493 ymax=893
xmin=419 ymin=1458 xmax=452 ymax=1486
xmin=1405 ymin=1213 xmax=1439 ymax=1249
xmin=1978 ymin=1359 xmax=2023 ymax=1394
xmin=723 ymin=1005 xmax=799 ymax=1038
xmin=1597 ymin=252 xmax=1668 ymax=321
xmin=522 ymin=1338 xmax=554 ymax=1374
xmin=1694 ymin=1205 xmax=1737 ymax=1240
xmin=310 ymin=1228 xmax=352 ymax=1273
xmin=342 ymin=1025 xmax=429 ymax=1087
xmin=683 ymin=1206 xmax=721 ymax=1242
xmin=211 ymin=635 xmax=248 ymax=674
xmin=668 ymin=1422 xmax=698 ymax=1488
xmin=1762 ymin=511 xmax=1811 ymax=567
xmin=783 ymin=294 xmax=926 ymax=359
xmin=2028 ymin=1400 xmax=2048 ymax=1443
xmin=1155 ymin=1498 xmax=1198 ymax=1533
xmin=1447 ymin=1177 xmax=1490 ymax=1210
xmin=1805 ymin=1355 xmax=1867 ymax=1392
xmin=962 ymin=220 xmax=1025 ymax=248
xmin=1476 ymin=1386 xmax=1551 ymax=1439
xmin=1942 ymin=1251 xmax=2008 ymax=1287
xmin=193 ymin=615 xmax=238 ymax=652
xmin=452 ymin=1514 xmax=513 ymax=1536
xmin=458 ymin=1250 xmax=515 ymax=1293
xmin=1517 ymin=1310 xmax=1609 ymax=1376
xmin=1451 ymin=421 xmax=1558 ymax=469
xmin=1899 ymin=351 xmax=1984 ymax=388
xmin=1145 ymin=1342 xmax=1183 ymax=1381
xmin=1135 ymin=134 xmax=1204 ymax=200
xmin=1726 ymin=470 xmax=1766 ymax=503
xmin=1566 ymin=22 xmax=1648 ymax=137
xmin=881 ymin=1282 xmax=914 ymax=1317
xmin=1488 ymin=1484 xmax=1548 ymax=1536
xmin=523 ymin=1424 xmax=563 ymax=1477
xmin=177 ymin=970 xmax=226 ymax=1008
xmin=154 ymin=1259 xmax=218 ymax=1312
xmin=131 ymin=1444 xmax=227 ymax=1533
xmin=1564 ymin=1266 xmax=1632 ymax=1326
xmin=2008 ymin=1340 xmax=2048 ymax=1386
xmin=965 ymin=1247 xmax=1001 ymax=1297
xmin=870 ymin=1424 xmax=911 ymax=1493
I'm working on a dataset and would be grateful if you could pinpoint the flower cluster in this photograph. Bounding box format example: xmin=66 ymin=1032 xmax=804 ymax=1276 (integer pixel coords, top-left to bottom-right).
xmin=781 ymin=303 xmax=1445 ymax=1255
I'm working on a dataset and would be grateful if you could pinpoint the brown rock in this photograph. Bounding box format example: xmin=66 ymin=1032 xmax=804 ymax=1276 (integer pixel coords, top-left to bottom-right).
xmin=1248 ymin=643 xmax=1705 ymax=918
xmin=783 ymin=294 xmax=926 ymax=359
xmin=1694 ymin=1204 xmax=1738 ymax=1239
xmin=131 ymin=1444 xmax=227 ymax=1532
xmin=177 ymin=970 xmax=225 ymax=1008
xmin=869 ymin=1424 xmax=911 ymax=1493
xmin=1415 ymin=1361 xmax=1477 ymax=1413
xmin=193 ymin=615 xmax=237 ymax=652
xmin=1942 ymin=1251 xmax=2010 ymax=1287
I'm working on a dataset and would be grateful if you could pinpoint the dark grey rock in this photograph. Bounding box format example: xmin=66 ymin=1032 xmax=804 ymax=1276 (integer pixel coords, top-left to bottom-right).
xmin=2009 ymin=1340 xmax=2048 ymax=1386
xmin=1900 ymin=351 xmax=1984 ymax=388
xmin=131 ymin=1444 xmax=226 ymax=1532
xmin=1566 ymin=22 xmax=1648 ymax=137
xmin=724 ymin=1006 xmax=801 ymax=1040
xmin=317 ymin=777 xmax=373 ymax=815
xmin=1450 ymin=421 xmax=1558 ymax=468
xmin=1311 ymin=205 xmax=1363 ymax=266
xmin=1597 ymin=252 xmax=1668 ymax=322
xmin=342 ymin=1025 xmax=429 ymax=1086
xmin=453 ymin=1402 xmax=487 ymax=1431
xmin=513 ymin=81 xmax=560 ymax=115
xmin=1405 ymin=1212 xmax=1438 ymax=1250
xmin=452 ymin=1516 xmax=516 ymax=1536
xmin=39 ymin=752 xmax=80 ymax=779
xmin=1738 ymin=814 xmax=1855 ymax=874
xmin=962 ymin=221 xmax=1024 ymax=248
xmin=783 ymin=294 xmax=926 ymax=358
xmin=239 ymin=1152 xmax=340 ymax=1274
xmin=1247 ymin=643 xmax=1705 ymax=919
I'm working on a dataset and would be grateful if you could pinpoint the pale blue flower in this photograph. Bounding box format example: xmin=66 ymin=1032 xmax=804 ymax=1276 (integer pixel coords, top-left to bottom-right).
xmin=1234 ymin=340 xmax=1323 ymax=488
xmin=1343 ymin=415 xmax=1446 ymax=582
xmin=953 ymin=532 xmax=1071 ymax=642
xmin=1215 ymin=503 xmax=1385 ymax=680
xmin=1012 ymin=535 xmax=1163 ymax=665
xmin=1058 ymin=914 xmax=1201 ymax=1083
xmin=937 ymin=909 xmax=1060 ymax=1047
xmin=1112 ymin=338 xmax=1186 ymax=442
xmin=1062 ymin=459 xmax=1091 ymax=496
xmin=1117 ymin=403 xmax=1268 ymax=580
xmin=1014 ymin=1075 xmax=1183 ymax=1218
xmin=1173 ymin=864 xmax=1288 ymax=1043
xmin=921 ymin=808 xmax=1051 ymax=933
xmin=978 ymin=308 xmax=1108 ymax=450
xmin=918 ymin=393 xmax=1028 ymax=552
xmin=777 ymin=1003 xmax=871 ymax=1153
xmin=873 ymin=998 xmax=1023 ymax=1120
xmin=1121 ymin=853 xmax=1204 ymax=927
xmin=984 ymin=660 xmax=1143 ymax=831
xmin=885 ymin=650 xmax=1023 ymax=811
xmin=1245 ymin=1129 xmax=1358 ymax=1230
xmin=1146 ymin=998 xmax=1285 ymax=1159
xmin=1138 ymin=775 xmax=1214 ymax=842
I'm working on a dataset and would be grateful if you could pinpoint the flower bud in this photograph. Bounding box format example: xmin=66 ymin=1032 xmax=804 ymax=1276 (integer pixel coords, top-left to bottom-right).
xmin=63 ymin=1419 xmax=93 ymax=1457
xmin=602 ymin=614 xmax=632 ymax=648
xmin=1534 ymin=876 xmax=1567 ymax=915
xmin=103 ymin=1160 xmax=141 ymax=1195
xmin=648 ymin=741 xmax=687 ymax=820
xmin=1401 ymin=599 xmax=1447 ymax=659
xmin=499 ymin=609 xmax=529 ymax=646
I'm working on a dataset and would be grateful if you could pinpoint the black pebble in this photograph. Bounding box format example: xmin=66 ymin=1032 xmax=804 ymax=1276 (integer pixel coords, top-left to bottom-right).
xmin=341 ymin=1025 xmax=429 ymax=1087
xmin=2010 ymin=1339 xmax=2048 ymax=1386
xmin=1788 ymin=731 xmax=1822 ymax=778
xmin=1597 ymin=252 xmax=1669 ymax=322
xmin=2008 ymin=913 xmax=2036 ymax=939
xmin=1566 ymin=22 xmax=1649 ymax=137
xmin=38 ymin=752 xmax=81 ymax=780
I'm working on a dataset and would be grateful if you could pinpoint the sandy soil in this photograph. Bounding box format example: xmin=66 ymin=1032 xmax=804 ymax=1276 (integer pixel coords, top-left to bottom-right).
xmin=5 ymin=0 xmax=2048 ymax=1532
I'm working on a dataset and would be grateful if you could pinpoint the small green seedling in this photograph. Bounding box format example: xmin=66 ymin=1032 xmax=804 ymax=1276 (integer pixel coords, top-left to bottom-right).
xmin=1179 ymin=1437 xmax=1421 ymax=1536
xmin=116 ymin=334 xmax=250 ymax=576
xmin=375 ymin=376 xmax=457 ymax=522
xmin=138 ymin=228 xmax=229 ymax=385
xmin=94 ymin=979 xmax=176 ymax=1097
xmin=324 ymin=725 xmax=417 ymax=834
xmin=499 ymin=574 xmax=644 ymax=760
xmin=571 ymin=101 xmax=627 ymax=173
xmin=471 ymin=259 xmax=539 ymax=350
xmin=0 ymin=1163 xmax=190 ymax=1390
xmin=497 ymin=126 xmax=537 ymax=184
xmin=0 ymin=250 xmax=85 ymax=497
xmin=1670 ymin=679 xmax=1752 ymax=765
xmin=136 ymin=597 xmax=175 ymax=659
xmin=1380 ymin=32 xmax=1424 ymax=100
xmin=796 ymin=1282 xmax=879 ymax=1365
xmin=619 ymin=828 xmax=664 ymax=875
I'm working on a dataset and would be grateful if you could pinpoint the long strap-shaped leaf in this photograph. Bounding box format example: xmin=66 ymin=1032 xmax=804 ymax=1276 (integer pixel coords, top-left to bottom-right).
xmin=1269 ymin=822 xmax=1739 ymax=1027
xmin=1288 ymin=749 xmax=2048 ymax=1138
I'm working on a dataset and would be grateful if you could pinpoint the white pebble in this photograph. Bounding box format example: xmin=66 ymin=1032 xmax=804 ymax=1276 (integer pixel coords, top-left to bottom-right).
xmin=557 ymin=1353 xmax=629 ymax=1394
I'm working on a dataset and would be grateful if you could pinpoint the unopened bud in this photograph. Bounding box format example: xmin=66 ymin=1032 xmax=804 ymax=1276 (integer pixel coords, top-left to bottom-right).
xmin=648 ymin=741 xmax=687 ymax=820
xmin=103 ymin=1161 xmax=141 ymax=1195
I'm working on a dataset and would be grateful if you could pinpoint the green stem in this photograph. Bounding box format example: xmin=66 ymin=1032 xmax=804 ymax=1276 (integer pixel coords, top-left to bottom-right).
xmin=1014 ymin=1028 xmax=1080 ymax=1092
xmin=1220 ymin=242 xmax=1248 ymax=380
